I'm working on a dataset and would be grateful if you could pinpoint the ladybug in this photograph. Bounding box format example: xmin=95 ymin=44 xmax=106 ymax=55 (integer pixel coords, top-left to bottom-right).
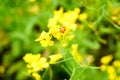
xmin=59 ymin=26 xmax=66 ymax=33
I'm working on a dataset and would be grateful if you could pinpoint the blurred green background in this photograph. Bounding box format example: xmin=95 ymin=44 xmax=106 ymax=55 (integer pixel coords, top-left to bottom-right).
xmin=0 ymin=0 xmax=120 ymax=80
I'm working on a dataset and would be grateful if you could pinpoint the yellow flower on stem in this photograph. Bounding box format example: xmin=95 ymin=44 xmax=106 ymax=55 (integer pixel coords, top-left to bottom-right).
xmin=23 ymin=53 xmax=49 ymax=72
xmin=59 ymin=8 xmax=80 ymax=24
xmin=47 ymin=7 xmax=63 ymax=28
xmin=100 ymin=55 xmax=113 ymax=65
xmin=49 ymin=25 xmax=64 ymax=40
xmin=49 ymin=53 xmax=63 ymax=64
xmin=47 ymin=18 xmax=58 ymax=28
xmin=100 ymin=64 xmax=107 ymax=71
xmin=54 ymin=7 xmax=64 ymax=21
xmin=35 ymin=31 xmax=54 ymax=47
xmin=113 ymin=60 xmax=120 ymax=68
xmin=107 ymin=66 xmax=116 ymax=80
xmin=47 ymin=7 xmax=80 ymax=41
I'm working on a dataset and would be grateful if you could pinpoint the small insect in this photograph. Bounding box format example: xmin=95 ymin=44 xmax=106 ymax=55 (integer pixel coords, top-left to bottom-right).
xmin=59 ymin=26 xmax=66 ymax=33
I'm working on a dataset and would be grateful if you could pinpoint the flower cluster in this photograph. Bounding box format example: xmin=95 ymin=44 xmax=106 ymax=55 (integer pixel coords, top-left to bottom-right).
xmin=23 ymin=7 xmax=92 ymax=80
xmin=35 ymin=31 xmax=54 ymax=47
xmin=100 ymin=55 xmax=120 ymax=80
xmin=35 ymin=7 xmax=82 ymax=47
xmin=23 ymin=53 xmax=63 ymax=80
xmin=23 ymin=53 xmax=49 ymax=80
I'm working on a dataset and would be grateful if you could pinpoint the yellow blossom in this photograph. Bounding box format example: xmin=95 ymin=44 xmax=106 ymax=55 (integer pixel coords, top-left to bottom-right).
xmin=100 ymin=64 xmax=107 ymax=71
xmin=79 ymin=13 xmax=88 ymax=21
xmin=23 ymin=53 xmax=49 ymax=72
xmin=113 ymin=60 xmax=120 ymax=68
xmin=49 ymin=24 xmax=76 ymax=40
xmin=49 ymin=53 xmax=63 ymax=64
xmin=59 ymin=8 xmax=80 ymax=24
xmin=47 ymin=8 xmax=79 ymax=41
xmin=47 ymin=18 xmax=58 ymax=28
xmin=32 ymin=72 xmax=41 ymax=80
xmin=23 ymin=53 xmax=40 ymax=63
xmin=100 ymin=55 xmax=113 ymax=64
xmin=49 ymin=25 xmax=65 ymax=40
xmin=54 ymin=7 xmax=63 ymax=20
xmin=71 ymin=44 xmax=82 ymax=62
xmin=65 ymin=23 xmax=77 ymax=31
xmin=35 ymin=31 xmax=54 ymax=47
xmin=107 ymin=66 xmax=116 ymax=80
xmin=47 ymin=8 xmax=63 ymax=28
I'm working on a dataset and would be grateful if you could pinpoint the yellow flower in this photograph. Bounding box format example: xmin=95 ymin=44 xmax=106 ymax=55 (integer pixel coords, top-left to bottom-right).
xmin=65 ymin=23 xmax=77 ymax=31
xmin=54 ymin=7 xmax=63 ymax=20
xmin=23 ymin=53 xmax=40 ymax=63
xmin=59 ymin=8 xmax=80 ymax=24
xmin=100 ymin=55 xmax=113 ymax=64
xmin=71 ymin=44 xmax=82 ymax=62
xmin=32 ymin=72 xmax=41 ymax=80
xmin=79 ymin=13 xmax=88 ymax=21
xmin=47 ymin=7 xmax=63 ymax=28
xmin=47 ymin=18 xmax=58 ymax=28
xmin=35 ymin=31 xmax=54 ymax=47
xmin=49 ymin=25 xmax=64 ymax=40
xmin=47 ymin=7 xmax=80 ymax=41
xmin=100 ymin=64 xmax=107 ymax=71
xmin=23 ymin=53 xmax=49 ymax=72
xmin=113 ymin=60 xmax=120 ymax=68
xmin=107 ymin=66 xmax=116 ymax=80
xmin=49 ymin=53 xmax=63 ymax=64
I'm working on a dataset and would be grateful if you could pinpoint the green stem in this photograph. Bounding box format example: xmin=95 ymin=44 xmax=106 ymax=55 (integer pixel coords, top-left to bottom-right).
xmin=69 ymin=68 xmax=76 ymax=80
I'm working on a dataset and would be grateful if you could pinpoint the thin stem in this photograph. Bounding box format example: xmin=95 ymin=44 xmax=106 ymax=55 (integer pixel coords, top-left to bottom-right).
xmin=105 ymin=16 xmax=120 ymax=30
xmin=61 ymin=65 xmax=71 ymax=76
xmin=53 ymin=58 xmax=72 ymax=64
xmin=69 ymin=68 xmax=76 ymax=80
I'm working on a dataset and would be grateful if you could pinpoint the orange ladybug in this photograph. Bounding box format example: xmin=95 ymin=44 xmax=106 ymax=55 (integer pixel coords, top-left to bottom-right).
xmin=59 ymin=26 xmax=66 ymax=33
